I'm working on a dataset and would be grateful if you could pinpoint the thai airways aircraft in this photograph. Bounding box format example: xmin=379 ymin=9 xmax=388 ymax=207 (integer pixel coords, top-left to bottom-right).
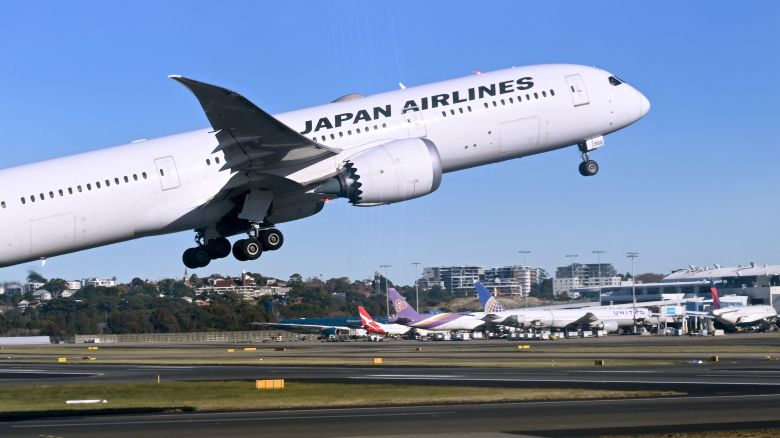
xmin=358 ymin=306 xmax=411 ymax=336
xmin=475 ymin=282 xmax=650 ymax=332
xmin=0 ymin=65 xmax=649 ymax=269
xmin=388 ymin=288 xmax=485 ymax=331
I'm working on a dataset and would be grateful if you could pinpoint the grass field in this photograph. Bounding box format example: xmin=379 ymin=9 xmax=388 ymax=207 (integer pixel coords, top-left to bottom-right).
xmin=0 ymin=381 xmax=681 ymax=417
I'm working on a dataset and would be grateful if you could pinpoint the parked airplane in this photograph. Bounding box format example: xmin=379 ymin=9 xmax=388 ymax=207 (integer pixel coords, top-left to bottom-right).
xmin=358 ymin=306 xmax=411 ymax=336
xmin=475 ymin=282 xmax=650 ymax=332
xmin=0 ymin=65 xmax=649 ymax=269
xmin=256 ymin=316 xmax=366 ymax=337
xmin=388 ymin=288 xmax=485 ymax=331
xmin=691 ymin=281 xmax=777 ymax=331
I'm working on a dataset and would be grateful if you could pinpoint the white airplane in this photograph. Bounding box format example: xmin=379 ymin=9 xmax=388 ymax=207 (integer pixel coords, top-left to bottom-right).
xmin=358 ymin=306 xmax=411 ymax=336
xmin=476 ymin=283 xmax=650 ymax=332
xmin=0 ymin=65 xmax=649 ymax=269
xmin=690 ymin=281 xmax=777 ymax=331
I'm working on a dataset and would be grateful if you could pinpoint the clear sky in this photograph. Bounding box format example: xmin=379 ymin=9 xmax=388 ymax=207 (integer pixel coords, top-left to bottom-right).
xmin=1 ymin=1 xmax=778 ymax=285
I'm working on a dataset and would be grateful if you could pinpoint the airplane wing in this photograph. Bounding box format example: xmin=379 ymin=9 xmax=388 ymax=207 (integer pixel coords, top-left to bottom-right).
xmin=255 ymin=322 xmax=351 ymax=335
xmin=170 ymin=76 xmax=341 ymax=172
xmin=570 ymin=312 xmax=601 ymax=327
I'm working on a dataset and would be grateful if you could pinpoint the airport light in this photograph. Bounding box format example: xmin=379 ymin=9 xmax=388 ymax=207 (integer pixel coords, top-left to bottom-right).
xmin=518 ymin=250 xmax=531 ymax=308
xmin=593 ymin=250 xmax=606 ymax=306
xmin=412 ymin=262 xmax=421 ymax=312
xmin=380 ymin=264 xmax=392 ymax=318
xmin=565 ymin=254 xmax=578 ymax=300
xmin=626 ymin=252 xmax=639 ymax=332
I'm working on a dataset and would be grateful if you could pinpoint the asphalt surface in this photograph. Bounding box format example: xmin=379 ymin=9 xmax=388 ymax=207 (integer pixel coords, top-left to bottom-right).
xmin=1 ymin=334 xmax=779 ymax=437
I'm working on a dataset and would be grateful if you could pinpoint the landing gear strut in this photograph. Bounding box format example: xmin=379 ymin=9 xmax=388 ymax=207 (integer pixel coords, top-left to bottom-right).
xmin=577 ymin=136 xmax=604 ymax=177
xmin=182 ymin=225 xmax=285 ymax=267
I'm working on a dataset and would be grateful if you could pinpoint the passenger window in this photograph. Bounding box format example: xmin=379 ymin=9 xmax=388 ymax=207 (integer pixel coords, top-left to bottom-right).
xmin=339 ymin=132 xmax=344 ymax=137
xmin=374 ymin=125 xmax=378 ymax=130
xmin=483 ymin=102 xmax=488 ymax=108
xmin=526 ymin=94 xmax=530 ymax=100
xmin=356 ymin=128 xmax=361 ymax=134
xmin=348 ymin=130 xmax=352 ymax=135
xmin=442 ymin=111 xmax=446 ymax=117
xmin=450 ymin=109 xmax=455 ymax=115
xmin=40 ymin=193 xmax=44 ymax=200
xmin=509 ymin=97 xmax=514 ymax=104
xmin=49 ymin=191 xmax=54 ymax=198
xmin=20 ymin=197 xmax=25 ymax=205
xmin=31 ymin=195 xmax=36 ymax=202
xmin=133 ymin=174 xmax=138 ymax=181
xmin=78 ymin=185 xmax=83 ymax=192
xmin=68 ymin=187 xmax=73 ymax=195
xmin=115 ymin=178 xmax=120 ymax=185
xmin=330 ymin=133 xmax=335 ymax=139
xmin=382 ymin=123 xmax=387 ymax=128
xmin=321 ymin=136 xmax=326 ymax=141
xmin=467 ymin=106 xmax=472 ymax=112
xmin=124 ymin=176 xmax=129 ymax=183
xmin=1 ymin=201 xmax=5 ymax=208
xmin=206 ymin=159 xmax=211 ymax=166
xmin=215 ymin=157 xmax=220 ymax=164
xmin=87 ymin=184 xmax=92 ymax=190
xmin=492 ymin=101 xmax=497 ymax=107
xmin=459 ymin=108 xmax=464 ymax=114
xmin=58 ymin=189 xmax=63 ymax=196
xmin=105 ymin=180 xmax=110 ymax=187
xmin=534 ymin=92 xmax=538 ymax=99
xmin=159 ymin=169 xmax=164 ymax=177
xmin=542 ymin=91 xmax=547 ymax=97
xmin=550 ymin=89 xmax=555 ymax=96
xmin=96 ymin=182 xmax=101 ymax=189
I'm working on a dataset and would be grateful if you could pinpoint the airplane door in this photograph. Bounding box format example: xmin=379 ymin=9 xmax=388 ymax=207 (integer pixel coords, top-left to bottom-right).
xmin=154 ymin=156 xmax=181 ymax=191
xmin=565 ymin=74 xmax=590 ymax=107
xmin=403 ymin=109 xmax=427 ymax=138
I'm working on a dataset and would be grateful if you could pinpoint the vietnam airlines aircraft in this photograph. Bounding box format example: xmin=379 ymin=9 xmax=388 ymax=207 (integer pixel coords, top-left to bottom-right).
xmin=0 ymin=65 xmax=649 ymax=269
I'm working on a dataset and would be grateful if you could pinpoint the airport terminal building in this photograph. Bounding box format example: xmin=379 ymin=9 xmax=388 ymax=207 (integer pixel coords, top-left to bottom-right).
xmin=573 ymin=263 xmax=780 ymax=310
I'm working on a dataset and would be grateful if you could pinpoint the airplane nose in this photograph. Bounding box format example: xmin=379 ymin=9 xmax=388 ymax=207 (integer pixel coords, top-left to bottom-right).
xmin=638 ymin=91 xmax=651 ymax=118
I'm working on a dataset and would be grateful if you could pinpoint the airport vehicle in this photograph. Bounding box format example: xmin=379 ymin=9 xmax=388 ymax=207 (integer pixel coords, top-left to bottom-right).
xmin=358 ymin=306 xmax=412 ymax=336
xmin=475 ymin=282 xmax=651 ymax=332
xmin=690 ymin=281 xmax=778 ymax=331
xmin=388 ymin=288 xmax=486 ymax=331
xmin=0 ymin=65 xmax=649 ymax=269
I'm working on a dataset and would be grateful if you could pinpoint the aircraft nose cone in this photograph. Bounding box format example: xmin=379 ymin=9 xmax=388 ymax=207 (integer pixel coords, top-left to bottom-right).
xmin=638 ymin=92 xmax=651 ymax=118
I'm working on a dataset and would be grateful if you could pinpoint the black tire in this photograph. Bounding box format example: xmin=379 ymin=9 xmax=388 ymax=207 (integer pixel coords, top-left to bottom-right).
xmin=580 ymin=160 xmax=599 ymax=176
xmin=232 ymin=239 xmax=248 ymax=261
xmin=183 ymin=247 xmax=210 ymax=269
xmin=259 ymin=228 xmax=284 ymax=251
xmin=242 ymin=237 xmax=263 ymax=260
xmin=183 ymin=248 xmax=199 ymax=269
xmin=208 ymin=237 xmax=232 ymax=259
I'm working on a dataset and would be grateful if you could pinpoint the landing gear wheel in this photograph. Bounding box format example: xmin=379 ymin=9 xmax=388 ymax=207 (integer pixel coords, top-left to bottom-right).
xmin=259 ymin=228 xmax=284 ymax=251
xmin=183 ymin=247 xmax=210 ymax=269
xmin=233 ymin=238 xmax=262 ymax=261
xmin=207 ymin=237 xmax=231 ymax=259
xmin=578 ymin=160 xmax=599 ymax=177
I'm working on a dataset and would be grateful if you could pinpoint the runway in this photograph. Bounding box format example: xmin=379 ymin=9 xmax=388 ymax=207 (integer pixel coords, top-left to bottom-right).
xmin=1 ymin=335 xmax=779 ymax=436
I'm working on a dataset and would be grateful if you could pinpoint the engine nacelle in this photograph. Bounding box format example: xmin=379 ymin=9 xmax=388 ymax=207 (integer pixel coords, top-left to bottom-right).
xmin=594 ymin=320 xmax=619 ymax=333
xmin=332 ymin=138 xmax=443 ymax=206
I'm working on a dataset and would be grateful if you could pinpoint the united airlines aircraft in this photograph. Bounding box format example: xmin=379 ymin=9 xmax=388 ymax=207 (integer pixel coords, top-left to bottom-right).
xmin=0 ymin=64 xmax=650 ymax=269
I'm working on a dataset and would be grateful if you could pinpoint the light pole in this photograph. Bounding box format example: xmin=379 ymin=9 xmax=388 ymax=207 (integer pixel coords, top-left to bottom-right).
xmin=565 ymin=254 xmax=578 ymax=299
xmin=518 ymin=250 xmax=531 ymax=308
xmin=626 ymin=252 xmax=639 ymax=331
xmin=593 ymin=250 xmax=606 ymax=306
xmin=412 ymin=262 xmax=421 ymax=312
xmin=380 ymin=264 xmax=392 ymax=318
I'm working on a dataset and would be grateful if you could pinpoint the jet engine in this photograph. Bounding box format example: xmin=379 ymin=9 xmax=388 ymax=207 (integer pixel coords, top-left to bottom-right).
xmin=594 ymin=320 xmax=619 ymax=333
xmin=318 ymin=138 xmax=443 ymax=206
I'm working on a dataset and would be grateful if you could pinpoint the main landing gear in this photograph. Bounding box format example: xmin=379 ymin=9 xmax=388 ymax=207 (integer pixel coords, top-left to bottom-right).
xmin=577 ymin=136 xmax=604 ymax=177
xmin=182 ymin=226 xmax=284 ymax=269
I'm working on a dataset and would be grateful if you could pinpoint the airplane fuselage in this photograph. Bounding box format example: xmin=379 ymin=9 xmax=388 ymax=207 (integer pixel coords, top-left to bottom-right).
xmin=0 ymin=64 xmax=649 ymax=267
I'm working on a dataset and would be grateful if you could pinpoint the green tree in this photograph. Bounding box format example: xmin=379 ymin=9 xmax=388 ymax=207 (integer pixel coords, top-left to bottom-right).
xmin=27 ymin=271 xmax=47 ymax=284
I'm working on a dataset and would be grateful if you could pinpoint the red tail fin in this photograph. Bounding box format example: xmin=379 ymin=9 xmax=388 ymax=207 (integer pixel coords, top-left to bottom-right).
xmin=710 ymin=280 xmax=720 ymax=310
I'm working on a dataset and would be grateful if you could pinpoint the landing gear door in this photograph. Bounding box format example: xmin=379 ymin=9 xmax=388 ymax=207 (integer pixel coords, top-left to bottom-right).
xmin=565 ymin=74 xmax=590 ymax=107
xmin=154 ymin=156 xmax=181 ymax=191
xmin=403 ymin=109 xmax=427 ymax=139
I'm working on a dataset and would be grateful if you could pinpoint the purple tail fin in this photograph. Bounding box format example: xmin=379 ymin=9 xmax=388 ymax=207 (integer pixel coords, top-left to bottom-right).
xmin=388 ymin=288 xmax=421 ymax=323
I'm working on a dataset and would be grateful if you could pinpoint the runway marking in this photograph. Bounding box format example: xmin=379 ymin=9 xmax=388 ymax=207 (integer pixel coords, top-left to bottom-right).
xmin=124 ymin=366 xmax=196 ymax=370
xmin=12 ymin=411 xmax=452 ymax=429
xmin=349 ymin=376 xmax=780 ymax=386
xmin=366 ymin=374 xmax=461 ymax=379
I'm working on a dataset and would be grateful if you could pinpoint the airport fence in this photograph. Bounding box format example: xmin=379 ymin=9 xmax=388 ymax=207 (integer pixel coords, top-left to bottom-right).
xmin=72 ymin=330 xmax=301 ymax=344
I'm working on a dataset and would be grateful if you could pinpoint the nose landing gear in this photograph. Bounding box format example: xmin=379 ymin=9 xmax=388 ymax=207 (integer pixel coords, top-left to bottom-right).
xmin=577 ymin=136 xmax=604 ymax=177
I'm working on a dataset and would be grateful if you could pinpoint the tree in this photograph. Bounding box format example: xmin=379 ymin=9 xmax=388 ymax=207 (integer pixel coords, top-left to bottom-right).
xmin=43 ymin=278 xmax=68 ymax=296
xmin=27 ymin=271 xmax=47 ymax=284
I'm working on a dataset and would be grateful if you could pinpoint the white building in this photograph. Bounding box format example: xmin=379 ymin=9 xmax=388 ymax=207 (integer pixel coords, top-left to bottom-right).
xmin=83 ymin=277 xmax=116 ymax=288
xmin=32 ymin=290 xmax=52 ymax=301
xmin=66 ymin=280 xmax=83 ymax=290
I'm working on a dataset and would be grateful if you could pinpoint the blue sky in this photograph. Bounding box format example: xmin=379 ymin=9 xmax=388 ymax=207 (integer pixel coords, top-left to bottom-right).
xmin=1 ymin=1 xmax=778 ymax=285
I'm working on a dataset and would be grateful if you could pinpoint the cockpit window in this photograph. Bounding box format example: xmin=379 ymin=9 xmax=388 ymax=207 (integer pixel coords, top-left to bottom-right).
xmin=608 ymin=76 xmax=623 ymax=86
